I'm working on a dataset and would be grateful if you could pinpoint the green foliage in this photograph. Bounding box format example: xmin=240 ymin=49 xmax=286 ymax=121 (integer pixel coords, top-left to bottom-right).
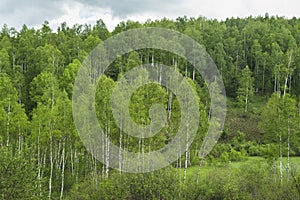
xmin=30 ymin=72 xmax=59 ymax=106
xmin=193 ymin=161 xmax=300 ymax=200
xmin=237 ymin=65 xmax=254 ymax=112
xmin=261 ymin=93 xmax=298 ymax=152
xmin=82 ymin=35 xmax=102 ymax=53
xmin=60 ymin=59 xmax=81 ymax=98
xmin=68 ymin=168 xmax=182 ymax=200
xmin=1 ymin=16 xmax=300 ymax=199
xmin=0 ymin=146 xmax=39 ymax=200
xmin=0 ymin=48 xmax=11 ymax=74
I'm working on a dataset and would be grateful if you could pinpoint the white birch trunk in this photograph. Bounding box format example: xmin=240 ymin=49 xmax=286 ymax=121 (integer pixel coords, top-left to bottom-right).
xmin=168 ymin=93 xmax=173 ymax=120
xmin=159 ymin=64 xmax=162 ymax=85
xmin=279 ymin=133 xmax=283 ymax=184
xmin=119 ymin=131 xmax=122 ymax=173
xmin=142 ymin=137 xmax=145 ymax=172
xmin=70 ymin=147 xmax=74 ymax=175
xmin=185 ymin=65 xmax=188 ymax=77
xmin=49 ymin=134 xmax=53 ymax=200
xmin=138 ymin=134 xmax=141 ymax=170
xmin=283 ymin=77 xmax=288 ymax=96
xmin=245 ymin=87 xmax=249 ymax=113
xmin=75 ymin=149 xmax=78 ymax=184
xmin=105 ymin=126 xmax=110 ymax=178
xmin=60 ymin=139 xmax=66 ymax=200
xmin=37 ymin=124 xmax=42 ymax=197
xmin=262 ymin=61 xmax=265 ymax=94
xmin=274 ymin=76 xmax=277 ymax=93
xmin=284 ymin=52 xmax=293 ymax=96
xmin=148 ymin=143 xmax=151 ymax=172
xmin=287 ymin=116 xmax=291 ymax=178
xmin=6 ymin=97 xmax=11 ymax=147
xmin=151 ymin=54 xmax=154 ymax=66
xmin=42 ymin=151 xmax=46 ymax=180
xmin=102 ymin=127 xmax=105 ymax=177
xmin=196 ymin=160 xmax=203 ymax=185
xmin=184 ymin=99 xmax=190 ymax=183
xmin=255 ymin=60 xmax=259 ymax=93
xmin=18 ymin=122 xmax=22 ymax=155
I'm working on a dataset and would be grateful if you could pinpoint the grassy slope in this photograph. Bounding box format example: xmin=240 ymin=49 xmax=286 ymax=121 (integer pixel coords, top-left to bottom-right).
xmin=223 ymin=95 xmax=267 ymax=142
xmin=183 ymin=95 xmax=300 ymax=178
xmin=182 ymin=156 xmax=300 ymax=180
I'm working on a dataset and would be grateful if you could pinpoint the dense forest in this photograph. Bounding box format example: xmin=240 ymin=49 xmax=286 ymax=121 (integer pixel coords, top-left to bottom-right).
xmin=1 ymin=15 xmax=300 ymax=199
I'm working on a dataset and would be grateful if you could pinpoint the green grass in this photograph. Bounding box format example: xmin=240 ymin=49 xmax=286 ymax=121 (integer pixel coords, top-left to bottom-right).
xmin=230 ymin=156 xmax=265 ymax=168
xmin=179 ymin=156 xmax=300 ymax=180
xmin=276 ymin=156 xmax=300 ymax=169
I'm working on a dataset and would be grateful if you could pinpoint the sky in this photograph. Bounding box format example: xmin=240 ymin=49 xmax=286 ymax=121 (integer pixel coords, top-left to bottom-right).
xmin=1 ymin=0 xmax=300 ymax=31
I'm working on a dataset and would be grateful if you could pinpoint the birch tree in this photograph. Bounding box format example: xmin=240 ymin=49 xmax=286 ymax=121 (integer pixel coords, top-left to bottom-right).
xmin=30 ymin=72 xmax=60 ymax=199
xmin=0 ymin=73 xmax=27 ymax=149
xmin=261 ymin=93 xmax=298 ymax=182
xmin=53 ymin=90 xmax=74 ymax=199
xmin=237 ymin=65 xmax=254 ymax=113
xmin=95 ymin=75 xmax=115 ymax=177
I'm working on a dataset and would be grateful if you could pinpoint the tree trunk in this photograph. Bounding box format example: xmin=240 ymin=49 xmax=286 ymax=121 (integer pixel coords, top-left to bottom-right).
xmin=255 ymin=59 xmax=259 ymax=93
xmin=119 ymin=130 xmax=122 ymax=173
xmin=245 ymin=86 xmax=249 ymax=113
xmin=185 ymin=64 xmax=188 ymax=78
xmin=70 ymin=147 xmax=74 ymax=176
xmin=287 ymin=116 xmax=291 ymax=179
xmin=60 ymin=139 xmax=66 ymax=200
xmin=75 ymin=149 xmax=78 ymax=184
xmin=184 ymin=99 xmax=190 ymax=183
xmin=262 ymin=61 xmax=265 ymax=95
xmin=18 ymin=121 xmax=22 ymax=155
xmin=148 ymin=143 xmax=151 ymax=172
xmin=196 ymin=160 xmax=203 ymax=185
xmin=243 ymin=32 xmax=247 ymax=64
xmin=37 ymin=124 xmax=42 ymax=198
xmin=105 ymin=126 xmax=110 ymax=178
xmin=6 ymin=97 xmax=11 ymax=147
xmin=279 ymin=132 xmax=283 ymax=184
xmin=49 ymin=134 xmax=53 ymax=200
xmin=283 ymin=77 xmax=288 ymax=96
xmin=138 ymin=132 xmax=141 ymax=171
xmin=168 ymin=93 xmax=173 ymax=120
xmin=192 ymin=67 xmax=195 ymax=81
xmin=102 ymin=126 xmax=105 ymax=177
xmin=151 ymin=54 xmax=154 ymax=66
xmin=142 ymin=137 xmax=145 ymax=172
xmin=284 ymin=52 xmax=293 ymax=96
xmin=274 ymin=76 xmax=277 ymax=93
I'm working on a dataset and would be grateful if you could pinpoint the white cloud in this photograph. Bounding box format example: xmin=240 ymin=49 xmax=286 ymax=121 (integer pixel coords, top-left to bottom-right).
xmin=1 ymin=0 xmax=300 ymax=32
xmin=46 ymin=2 xmax=121 ymax=31
xmin=0 ymin=0 xmax=65 ymax=29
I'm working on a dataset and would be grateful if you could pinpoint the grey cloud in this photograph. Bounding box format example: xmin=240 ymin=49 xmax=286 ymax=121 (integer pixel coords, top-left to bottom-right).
xmin=0 ymin=0 xmax=182 ymax=29
xmin=0 ymin=0 xmax=65 ymax=29
xmin=2 ymin=0 xmax=300 ymax=30
xmin=74 ymin=0 xmax=184 ymax=18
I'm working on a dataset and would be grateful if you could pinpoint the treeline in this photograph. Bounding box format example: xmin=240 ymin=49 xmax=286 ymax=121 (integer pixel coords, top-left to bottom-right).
xmin=0 ymin=15 xmax=300 ymax=199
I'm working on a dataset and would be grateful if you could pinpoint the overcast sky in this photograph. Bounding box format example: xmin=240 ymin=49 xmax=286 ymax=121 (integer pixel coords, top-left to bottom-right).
xmin=1 ymin=0 xmax=300 ymax=31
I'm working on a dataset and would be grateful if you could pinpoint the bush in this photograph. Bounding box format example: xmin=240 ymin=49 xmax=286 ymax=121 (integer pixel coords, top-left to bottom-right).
xmin=229 ymin=148 xmax=244 ymax=161
xmin=68 ymin=167 xmax=182 ymax=200
xmin=0 ymin=146 xmax=40 ymax=199
xmin=190 ymin=154 xmax=200 ymax=166
xmin=220 ymin=151 xmax=229 ymax=163
xmin=248 ymin=145 xmax=261 ymax=156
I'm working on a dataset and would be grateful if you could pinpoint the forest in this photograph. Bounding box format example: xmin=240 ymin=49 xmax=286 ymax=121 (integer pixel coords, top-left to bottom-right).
xmin=1 ymin=14 xmax=300 ymax=199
